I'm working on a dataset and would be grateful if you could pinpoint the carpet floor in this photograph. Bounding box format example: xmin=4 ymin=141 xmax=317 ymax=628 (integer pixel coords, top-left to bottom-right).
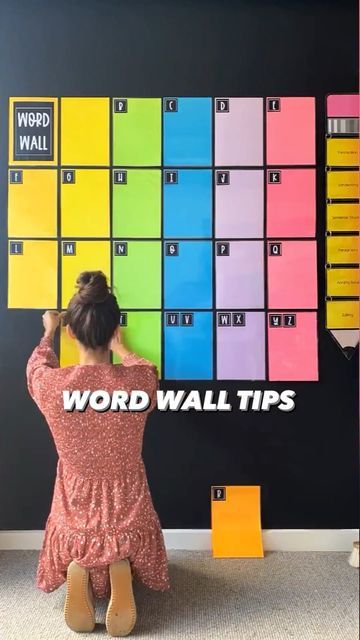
xmin=0 ymin=550 xmax=358 ymax=640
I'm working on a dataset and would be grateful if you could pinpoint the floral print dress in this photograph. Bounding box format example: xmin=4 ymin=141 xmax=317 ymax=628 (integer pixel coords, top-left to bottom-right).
xmin=26 ymin=336 xmax=170 ymax=598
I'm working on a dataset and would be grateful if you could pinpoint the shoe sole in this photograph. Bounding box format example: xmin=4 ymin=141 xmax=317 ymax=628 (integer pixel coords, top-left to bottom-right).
xmin=106 ymin=560 xmax=137 ymax=637
xmin=64 ymin=561 xmax=95 ymax=633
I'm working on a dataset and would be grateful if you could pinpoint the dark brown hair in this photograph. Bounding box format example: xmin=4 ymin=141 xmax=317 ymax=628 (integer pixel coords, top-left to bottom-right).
xmin=63 ymin=271 xmax=120 ymax=350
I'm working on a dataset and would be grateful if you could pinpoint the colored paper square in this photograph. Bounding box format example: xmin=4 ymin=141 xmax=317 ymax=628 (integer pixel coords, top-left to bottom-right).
xmin=113 ymin=98 xmax=161 ymax=166
xmin=113 ymin=311 xmax=161 ymax=377
xmin=9 ymin=97 xmax=58 ymax=166
xmin=8 ymin=240 xmax=57 ymax=308
xmin=60 ymin=325 xmax=81 ymax=367
xmin=326 ymin=235 xmax=359 ymax=265
xmin=327 ymin=138 xmax=359 ymax=167
xmin=266 ymin=97 xmax=315 ymax=165
xmin=266 ymin=169 xmax=316 ymax=238
xmin=61 ymin=240 xmax=111 ymax=308
xmin=211 ymin=486 xmax=264 ymax=558
xmin=216 ymin=241 xmax=264 ymax=309
xmin=268 ymin=311 xmax=318 ymax=381
xmin=164 ymin=240 xmax=212 ymax=309
xmin=326 ymin=203 xmax=359 ymax=232
xmin=163 ymin=97 xmax=212 ymax=166
xmin=215 ymin=98 xmax=263 ymax=166
xmin=61 ymin=97 xmax=109 ymax=166
xmin=215 ymin=170 xmax=264 ymax=238
xmin=216 ymin=312 xmax=265 ymax=380
xmin=326 ymin=268 xmax=359 ymax=298
xmin=327 ymin=94 xmax=360 ymax=118
xmin=60 ymin=325 xmax=111 ymax=367
xmin=8 ymin=169 xmax=57 ymax=237
xmin=164 ymin=170 xmax=212 ymax=238
xmin=164 ymin=311 xmax=213 ymax=379
xmin=61 ymin=169 xmax=110 ymax=237
xmin=326 ymin=170 xmax=359 ymax=199
xmin=113 ymin=241 xmax=161 ymax=309
xmin=267 ymin=240 xmax=317 ymax=309
xmin=112 ymin=169 xmax=161 ymax=238
xmin=326 ymin=300 xmax=359 ymax=329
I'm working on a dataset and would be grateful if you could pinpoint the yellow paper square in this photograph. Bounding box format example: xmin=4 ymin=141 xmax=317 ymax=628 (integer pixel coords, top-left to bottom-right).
xmin=327 ymin=170 xmax=359 ymax=199
xmin=8 ymin=240 xmax=58 ymax=308
xmin=326 ymin=202 xmax=359 ymax=232
xmin=326 ymin=300 xmax=359 ymax=329
xmin=61 ymin=169 xmax=110 ymax=237
xmin=327 ymin=137 xmax=359 ymax=167
xmin=60 ymin=325 xmax=79 ymax=367
xmin=326 ymin=235 xmax=359 ymax=264
xmin=326 ymin=268 xmax=359 ymax=297
xmin=8 ymin=169 xmax=57 ymax=238
xmin=61 ymin=98 xmax=109 ymax=166
xmin=61 ymin=240 xmax=111 ymax=308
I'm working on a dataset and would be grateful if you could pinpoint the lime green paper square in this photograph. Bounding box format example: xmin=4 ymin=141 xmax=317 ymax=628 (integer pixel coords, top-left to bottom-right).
xmin=113 ymin=241 xmax=161 ymax=309
xmin=113 ymin=311 xmax=161 ymax=376
xmin=113 ymin=98 xmax=161 ymax=166
xmin=113 ymin=170 xmax=161 ymax=238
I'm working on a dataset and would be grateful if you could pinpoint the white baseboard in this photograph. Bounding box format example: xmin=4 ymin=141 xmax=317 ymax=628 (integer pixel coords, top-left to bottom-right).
xmin=0 ymin=529 xmax=358 ymax=552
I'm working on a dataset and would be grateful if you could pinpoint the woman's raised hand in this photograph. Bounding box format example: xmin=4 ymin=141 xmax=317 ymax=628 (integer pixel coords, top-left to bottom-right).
xmin=109 ymin=327 xmax=131 ymax=360
xmin=42 ymin=310 xmax=63 ymax=337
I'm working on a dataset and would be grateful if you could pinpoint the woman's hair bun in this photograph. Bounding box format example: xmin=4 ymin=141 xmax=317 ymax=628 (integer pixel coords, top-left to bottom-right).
xmin=76 ymin=271 xmax=110 ymax=304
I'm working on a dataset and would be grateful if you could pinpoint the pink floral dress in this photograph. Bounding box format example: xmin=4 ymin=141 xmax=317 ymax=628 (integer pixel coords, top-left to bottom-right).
xmin=26 ymin=336 xmax=170 ymax=598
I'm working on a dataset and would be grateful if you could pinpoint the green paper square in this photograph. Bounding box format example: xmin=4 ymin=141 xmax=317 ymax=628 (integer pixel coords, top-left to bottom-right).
xmin=114 ymin=311 xmax=161 ymax=377
xmin=113 ymin=98 xmax=161 ymax=166
xmin=113 ymin=240 xmax=161 ymax=309
xmin=113 ymin=169 xmax=161 ymax=238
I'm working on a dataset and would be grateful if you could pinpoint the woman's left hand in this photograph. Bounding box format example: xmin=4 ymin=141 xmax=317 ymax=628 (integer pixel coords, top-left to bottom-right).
xmin=42 ymin=310 xmax=62 ymax=337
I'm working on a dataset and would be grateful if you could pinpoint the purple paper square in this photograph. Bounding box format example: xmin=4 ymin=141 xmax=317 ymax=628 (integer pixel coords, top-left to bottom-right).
xmin=216 ymin=240 xmax=264 ymax=308
xmin=215 ymin=97 xmax=264 ymax=166
xmin=215 ymin=169 xmax=264 ymax=238
xmin=217 ymin=311 xmax=265 ymax=379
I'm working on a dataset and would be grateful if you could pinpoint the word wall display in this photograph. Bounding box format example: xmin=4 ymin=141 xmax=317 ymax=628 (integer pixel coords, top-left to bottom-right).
xmin=7 ymin=96 xmax=319 ymax=380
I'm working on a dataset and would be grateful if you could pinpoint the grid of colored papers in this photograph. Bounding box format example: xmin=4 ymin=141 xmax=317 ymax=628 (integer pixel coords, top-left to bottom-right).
xmin=8 ymin=96 xmax=318 ymax=380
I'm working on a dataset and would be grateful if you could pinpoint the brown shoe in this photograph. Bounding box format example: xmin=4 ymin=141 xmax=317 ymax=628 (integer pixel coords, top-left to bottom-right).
xmin=64 ymin=560 xmax=95 ymax=633
xmin=105 ymin=560 xmax=136 ymax=637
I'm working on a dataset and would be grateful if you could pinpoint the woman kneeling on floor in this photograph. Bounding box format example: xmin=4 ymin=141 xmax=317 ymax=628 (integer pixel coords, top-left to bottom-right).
xmin=26 ymin=271 xmax=170 ymax=636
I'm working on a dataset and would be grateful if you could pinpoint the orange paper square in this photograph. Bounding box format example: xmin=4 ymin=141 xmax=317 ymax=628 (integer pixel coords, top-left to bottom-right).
xmin=211 ymin=485 xmax=264 ymax=558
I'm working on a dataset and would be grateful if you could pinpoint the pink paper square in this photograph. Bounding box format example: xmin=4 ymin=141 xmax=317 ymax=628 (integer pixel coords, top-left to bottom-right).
xmin=267 ymin=240 xmax=317 ymax=309
xmin=267 ymin=168 xmax=316 ymax=237
xmin=266 ymin=97 xmax=315 ymax=165
xmin=268 ymin=311 xmax=318 ymax=381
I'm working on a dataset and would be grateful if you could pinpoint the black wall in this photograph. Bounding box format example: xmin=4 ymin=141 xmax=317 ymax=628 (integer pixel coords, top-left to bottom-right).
xmin=0 ymin=0 xmax=358 ymax=530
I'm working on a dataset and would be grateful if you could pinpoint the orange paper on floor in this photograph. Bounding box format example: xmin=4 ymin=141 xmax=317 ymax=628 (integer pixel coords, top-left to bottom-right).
xmin=211 ymin=485 xmax=264 ymax=558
